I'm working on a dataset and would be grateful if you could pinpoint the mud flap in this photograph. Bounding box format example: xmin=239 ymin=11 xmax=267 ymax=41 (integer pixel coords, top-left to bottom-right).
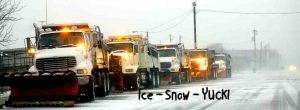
xmin=109 ymin=72 xmax=124 ymax=92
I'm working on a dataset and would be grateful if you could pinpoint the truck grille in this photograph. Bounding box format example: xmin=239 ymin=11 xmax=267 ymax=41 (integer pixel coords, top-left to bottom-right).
xmin=191 ymin=61 xmax=200 ymax=69
xmin=160 ymin=62 xmax=171 ymax=68
xmin=36 ymin=56 xmax=76 ymax=71
xmin=109 ymin=55 xmax=122 ymax=72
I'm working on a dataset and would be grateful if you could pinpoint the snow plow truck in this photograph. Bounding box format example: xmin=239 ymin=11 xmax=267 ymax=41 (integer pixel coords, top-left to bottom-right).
xmin=0 ymin=23 xmax=110 ymax=107
xmin=107 ymin=35 xmax=160 ymax=90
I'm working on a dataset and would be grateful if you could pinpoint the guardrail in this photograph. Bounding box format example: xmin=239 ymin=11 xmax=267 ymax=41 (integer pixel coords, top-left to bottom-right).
xmin=0 ymin=48 xmax=33 ymax=94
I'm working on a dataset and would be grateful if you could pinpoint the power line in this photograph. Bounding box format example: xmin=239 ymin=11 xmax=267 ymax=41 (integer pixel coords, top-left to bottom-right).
xmin=147 ymin=9 xmax=192 ymax=32
xmin=197 ymin=9 xmax=300 ymax=15
xmin=149 ymin=10 xmax=192 ymax=33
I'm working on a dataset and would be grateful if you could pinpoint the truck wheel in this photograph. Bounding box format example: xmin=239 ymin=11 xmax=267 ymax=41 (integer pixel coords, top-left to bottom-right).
xmin=84 ymin=77 xmax=95 ymax=101
xmin=145 ymin=71 xmax=155 ymax=89
xmin=151 ymin=72 xmax=155 ymax=88
xmin=228 ymin=69 xmax=232 ymax=78
xmin=213 ymin=70 xmax=217 ymax=80
xmin=225 ymin=69 xmax=229 ymax=78
xmin=174 ymin=73 xmax=181 ymax=85
xmin=181 ymin=71 xmax=187 ymax=83
xmin=95 ymin=72 xmax=107 ymax=97
xmin=105 ymin=74 xmax=110 ymax=95
xmin=154 ymin=71 xmax=160 ymax=88
xmin=132 ymin=74 xmax=140 ymax=90
xmin=187 ymin=71 xmax=192 ymax=83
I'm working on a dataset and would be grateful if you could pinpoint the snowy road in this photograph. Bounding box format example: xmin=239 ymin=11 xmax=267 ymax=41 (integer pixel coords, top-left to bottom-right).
xmin=2 ymin=71 xmax=300 ymax=110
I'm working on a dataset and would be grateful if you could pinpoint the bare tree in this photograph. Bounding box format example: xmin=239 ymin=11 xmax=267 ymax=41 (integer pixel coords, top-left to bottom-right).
xmin=0 ymin=0 xmax=21 ymax=47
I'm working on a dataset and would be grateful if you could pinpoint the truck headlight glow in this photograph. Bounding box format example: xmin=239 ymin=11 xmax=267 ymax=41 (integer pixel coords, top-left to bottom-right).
xmin=196 ymin=58 xmax=208 ymax=70
xmin=77 ymin=69 xmax=88 ymax=75
xmin=77 ymin=44 xmax=86 ymax=51
xmin=27 ymin=48 xmax=36 ymax=54
xmin=288 ymin=65 xmax=298 ymax=72
xmin=170 ymin=68 xmax=179 ymax=72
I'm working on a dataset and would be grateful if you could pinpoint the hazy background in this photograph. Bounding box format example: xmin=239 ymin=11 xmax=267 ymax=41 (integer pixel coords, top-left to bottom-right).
xmin=3 ymin=0 xmax=300 ymax=68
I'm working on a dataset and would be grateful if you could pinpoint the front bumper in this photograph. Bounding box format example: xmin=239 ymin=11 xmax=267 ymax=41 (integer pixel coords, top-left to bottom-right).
xmin=190 ymin=70 xmax=207 ymax=77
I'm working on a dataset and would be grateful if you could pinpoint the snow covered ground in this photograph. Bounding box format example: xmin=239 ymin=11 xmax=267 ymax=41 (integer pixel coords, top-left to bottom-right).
xmin=2 ymin=70 xmax=300 ymax=110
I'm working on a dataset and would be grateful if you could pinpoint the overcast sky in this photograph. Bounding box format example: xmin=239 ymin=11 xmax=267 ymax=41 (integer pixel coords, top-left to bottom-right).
xmin=4 ymin=0 xmax=300 ymax=66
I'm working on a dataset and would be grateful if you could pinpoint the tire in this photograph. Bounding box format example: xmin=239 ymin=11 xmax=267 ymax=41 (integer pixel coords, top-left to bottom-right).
xmin=146 ymin=71 xmax=155 ymax=89
xmin=154 ymin=71 xmax=160 ymax=88
xmin=213 ymin=70 xmax=217 ymax=80
xmin=105 ymin=73 xmax=110 ymax=95
xmin=181 ymin=71 xmax=188 ymax=83
xmin=187 ymin=72 xmax=191 ymax=83
xmin=203 ymin=71 xmax=208 ymax=81
xmin=85 ymin=76 xmax=95 ymax=101
xmin=174 ymin=73 xmax=181 ymax=85
xmin=132 ymin=73 xmax=140 ymax=90
xmin=228 ymin=69 xmax=232 ymax=78
xmin=95 ymin=72 xmax=107 ymax=97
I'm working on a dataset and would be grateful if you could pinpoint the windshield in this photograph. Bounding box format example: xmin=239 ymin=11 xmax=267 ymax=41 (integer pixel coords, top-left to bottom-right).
xmin=215 ymin=56 xmax=225 ymax=61
xmin=107 ymin=43 xmax=133 ymax=53
xmin=158 ymin=49 xmax=176 ymax=57
xmin=190 ymin=51 xmax=207 ymax=58
xmin=38 ymin=32 xmax=84 ymax=50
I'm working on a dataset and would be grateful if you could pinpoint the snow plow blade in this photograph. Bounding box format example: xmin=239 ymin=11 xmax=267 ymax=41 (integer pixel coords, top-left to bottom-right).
xmin=0 ymin=71 xmax=78 ymax=107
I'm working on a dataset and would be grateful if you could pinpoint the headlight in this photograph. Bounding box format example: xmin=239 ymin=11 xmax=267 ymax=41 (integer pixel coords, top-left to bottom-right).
xmin=77 ymin=44 xmax=87 ymax=50
xmin=125 ymin=68 xmax=133 ymax=73
xmin=199 ymin=64 xmax=208 ymax=70
xmin=77 ymin=69 xmax=88 ymax=75
xmin=170 ymin=68 xmax=179 ymax=72
xmin=27 ymin=48 xmax=36 ymax=55
xmin=197 ymin=58 xmax=208 ymax=70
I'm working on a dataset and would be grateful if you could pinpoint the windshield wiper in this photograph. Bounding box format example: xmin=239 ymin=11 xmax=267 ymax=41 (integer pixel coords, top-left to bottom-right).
xmin=58 ymin=44 xmax=76 ymax=48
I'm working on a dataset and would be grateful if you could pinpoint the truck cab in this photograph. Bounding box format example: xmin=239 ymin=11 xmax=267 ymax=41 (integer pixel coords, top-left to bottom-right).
xmin=215 ymin=53 xmax=232 ymax=78
xmin=107 ymin=35 xmax=160 ymax=90
xmin=189 ymin=49 xmax=209 ymax=80
xmin=189 ymin=49 xmax=217 ymax=80
xmin=157 ymin=43 xmax=191 ymax=84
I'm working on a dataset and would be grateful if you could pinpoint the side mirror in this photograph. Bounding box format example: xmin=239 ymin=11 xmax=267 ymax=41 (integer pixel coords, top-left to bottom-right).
xmin=147 ymin=47 xmax=151 ymax=55
xmin=26 ymin=37 xmax=31 ymax=49
xmin=93 ymin=43 xmax=98 ymax=47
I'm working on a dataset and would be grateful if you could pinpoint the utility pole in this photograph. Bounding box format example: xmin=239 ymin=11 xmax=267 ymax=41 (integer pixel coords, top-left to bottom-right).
xmin=46 ymin=0 xmax=48 ymax=24
xmin=146 ymin=32 xmax=149 ymax=40
xmin=252 ymin=29 xmax=257 ymax=73
xmin=39 ymin=21 xmax=46 ymax=26
xmin=179 ymin=35 xmax=182 ymax=43
xmin=260 ymin=41 xmax=263 ymax=70
xmin=193 ymin=2 xmax=197 ymax=49
xmin=132 ymin=31 xmax=149 ymax=41
xmin=169 ymin=34 xmax=172 ymax=43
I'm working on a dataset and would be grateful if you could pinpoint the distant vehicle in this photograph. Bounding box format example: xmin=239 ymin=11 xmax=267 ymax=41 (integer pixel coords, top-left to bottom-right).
xmin=188 ymin=49 xmax=217 ymax=80
xmin=215 ymin=53 xmax=232 ymax=78
xmin=156 ymin=43 xmax=191 ymax=85
xmin=0 ymin=23 xmax=110 ymax=107
xmin=107 ymin=35 xmax=160 ymax=90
